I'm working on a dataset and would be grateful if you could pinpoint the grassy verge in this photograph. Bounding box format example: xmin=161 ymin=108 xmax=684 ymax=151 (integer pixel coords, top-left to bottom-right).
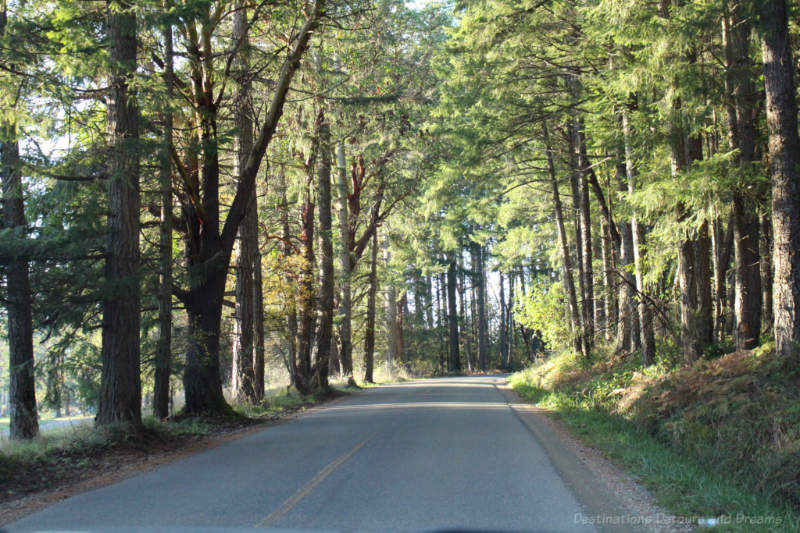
xmin=510 ymin=348 xmax=800 ymax=532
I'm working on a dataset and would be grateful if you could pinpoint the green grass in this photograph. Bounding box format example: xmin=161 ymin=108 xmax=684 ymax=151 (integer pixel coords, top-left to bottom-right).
xmin=510 ymin=357 xmax=800 ymax=533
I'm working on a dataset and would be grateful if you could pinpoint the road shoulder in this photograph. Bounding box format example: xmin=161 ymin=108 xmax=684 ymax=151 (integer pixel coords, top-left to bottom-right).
xmin=494 ymin=381 xmax=694 ymax=533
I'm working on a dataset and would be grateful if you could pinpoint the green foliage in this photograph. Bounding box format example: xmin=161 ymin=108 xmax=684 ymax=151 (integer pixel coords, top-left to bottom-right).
xmin=514 ymin=278 xmax=571 ymax=352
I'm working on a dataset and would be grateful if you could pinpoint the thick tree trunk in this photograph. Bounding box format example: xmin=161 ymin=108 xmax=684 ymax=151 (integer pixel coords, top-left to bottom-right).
xmin=231 ymin=2 xmax=257 ymax=403
xmin=335 ymin=141 xmax=354 ymax=383
xmin=1 ymin=125 xmax=38 ymax=439
xmin=447 ymin=255 xmax=460 ymax=372
xmin=760 ymin=0 xmax=800 ymax=358
xmin=97 ymin=0 xmax=141 ymax=426
xmin=544 ymin=123 xmax=582 ymax=356
xmin=724 ymin=2 xmax=763 ymax=350
xmin=179 ymin=0 xmax=324 ymax=414
xmin=295 ymin=173 xmax=316 ymax=394
xmin=363 ymin=229 xmax=378 ymax=383
xmin=313 ymin=112 xmax=333 ymax=392
xmin=733 ymin=195 xmax=762 ymax=348
xmin=154 ymin=14 xmax=174 ymax=420
xmin=696 ymin=221 xmax=714 ymax=349
xmin=622 ymin=110 xmax=656 ymax=366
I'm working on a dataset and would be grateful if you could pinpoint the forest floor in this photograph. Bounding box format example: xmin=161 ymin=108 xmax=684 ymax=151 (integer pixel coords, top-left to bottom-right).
xmin=0 ymin=388 xmax=350 ymax=525
xmin=510 ymin=346 xmax=800 ymax=532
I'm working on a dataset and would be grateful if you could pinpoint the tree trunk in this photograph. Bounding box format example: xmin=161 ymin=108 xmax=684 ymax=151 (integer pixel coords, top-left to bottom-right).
xmin=473 ymin=243 xmax=489 ymax=371
xmin=97 ymin=0 xmax=141 ymax=426
xmin=622 ymin=110 xmax=656 ymax=366
xmin=154 ymin=11 xmax=173 ymax=420
xmin=498 ymin=272 xmax=508 ymax=369
xmin=760 ymin=0 xmax=800 ymax=358
xmin=336 ymin=141 xmax=354 ymax=383
xmin=544 ymin=123 xmax=582 ymax=356
xmin=278 ymin=169 xmax=297 ymax=386
xmin=363 ymin=229 xmax=378 ymax=383
xmin=760 ymin=212 xmax=774 ymax=333
xmin=615 ymin=168 xmax=635 ymax=353
xmin=313 ymin=112 xmax=333 ymax=393
xmin=253 ymin=241 xmax=265 ymax=402
xmin=231 ymin=1 xmax=256 ymax=403
xmin=459 ymin=253 xmax=473 ymax=372
xmin=567 ymin=121 xmax=587 ymax=356
xmin=396 ymin=291 xmax=406 ymax=365
xmin=696 ymin=221 xmax=714 ymax=349
xmin=724 ymin=2 xmax=763 ymax=350
xmin=179 ymin=0 xmax=324 ymax=414
xmin=295 ymin=171 xmax=316 ymax=394
xmin=384 ymin=234 xmax=396 ymax=369
xmin=601 ymin=218 xmax=616 ymax=342
xmin=732 ymin=195 xmax=762 ymax=348
xmin=447 ymin=254 xmax=461 ymax=372
xmin=575 ymin=119 xmax=595 ymax=352
xmin=1 ymin=123 xmax=38 ymax=440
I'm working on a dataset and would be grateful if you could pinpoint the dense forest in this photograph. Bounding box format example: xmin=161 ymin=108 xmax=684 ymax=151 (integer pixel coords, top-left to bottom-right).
xmin=1 ymin=0 xmax=799 ymax=466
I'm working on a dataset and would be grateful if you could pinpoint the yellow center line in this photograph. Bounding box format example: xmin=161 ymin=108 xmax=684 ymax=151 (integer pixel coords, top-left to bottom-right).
xmin=255 ymin=432 xmax=376 ymax=528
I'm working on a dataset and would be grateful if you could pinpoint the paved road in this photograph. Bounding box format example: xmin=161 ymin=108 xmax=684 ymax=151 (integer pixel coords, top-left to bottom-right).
xmin=5 ymin=376 xmax=604 ymax=533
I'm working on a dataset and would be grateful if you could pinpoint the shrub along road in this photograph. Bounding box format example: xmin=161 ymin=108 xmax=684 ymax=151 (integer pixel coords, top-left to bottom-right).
xmin=5 ymin=376 xmax=668 ymax=533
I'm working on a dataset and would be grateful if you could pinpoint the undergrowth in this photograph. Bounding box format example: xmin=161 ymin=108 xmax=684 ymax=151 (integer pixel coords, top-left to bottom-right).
xmin=510 ymin=344 xmax=800 ymax=532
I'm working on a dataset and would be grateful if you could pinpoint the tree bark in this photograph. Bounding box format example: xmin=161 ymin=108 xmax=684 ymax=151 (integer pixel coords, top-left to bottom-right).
xmin=295 ymin=168 xmax=316 ymax=394
xmin=472 ymin=242 xmax=489 ymax=371
xmin=363 ymin=229 xmax=378 ymax=383
xmin=696 ymin=221 xmax=714 ymax=349
xmin=733 ymin=195 xmax=762 ymax=348
xmin=447 ymin=254 xmax=461 ymax=372
xmin=97 ymin=0 xmax=141 ymax=426
xmin=760 ymin=0 xmax=800 ymax=358
xmin=724 ymin=1 xmax=763 ymax=350
xmin=313 ymin=111 xmax=333 ymax=393
xmin=384 ymin=234 xmax=396 ymax=369
xmin=1 ymin=119 xmax=38 ymax=440
xmin=278 ymin=168 xmax=297 ymax=386
xmin=231 ymin=1 xmax=257 ymax=403
xmin=498 ymin=272 xmax=508 ymax=369
xmin=336 ymin=141 xmax=355 ymax=383
xmin=154 ymin=10 xmax=173 ymax=420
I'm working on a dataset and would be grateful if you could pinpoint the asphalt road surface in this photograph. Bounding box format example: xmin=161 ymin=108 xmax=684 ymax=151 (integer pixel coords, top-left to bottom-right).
xmin=5 ymin=376 xmax=613 ymax=533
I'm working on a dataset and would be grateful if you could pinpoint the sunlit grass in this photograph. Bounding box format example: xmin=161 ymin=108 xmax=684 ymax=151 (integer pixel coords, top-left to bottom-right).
xmin=510 ymin=351 xmax=800 ymax=533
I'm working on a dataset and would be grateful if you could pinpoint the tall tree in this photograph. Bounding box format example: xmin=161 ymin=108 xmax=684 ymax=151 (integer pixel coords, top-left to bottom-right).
xmin=758 ymin=0 xmax=800 ymax=358
xmin=97 ymin=0 xmax=142 ymax=426
xmin=154 ymin=5 xmax=174 ymax=420
xmin=1 ymin=1 xmax=38 ymax=438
